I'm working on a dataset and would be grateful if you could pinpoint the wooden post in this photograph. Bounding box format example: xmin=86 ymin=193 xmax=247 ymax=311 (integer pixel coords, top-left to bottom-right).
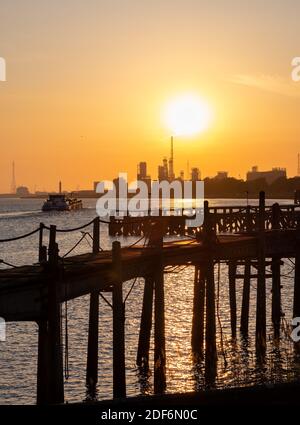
xmin=153 ymin=226 xmax=166 ymax=394
xmin=241 ymin=203 xmax=252 ymax=336
xmin=203 ymin=201 xmax=213 ymax=244
xmin=137 ymin=276 xmax=154 ymax=369
xmin=245 ymin=205 xmax=252 ymax=233
xmin=293 ymin=235 xmax=300 ymax=321
xmin=37 ymin=319 xmax=49 ymax=405
xmin=93 ymin=217 xmax=100 ymax=254
xmin=112 ymin=241 xmax=126 ymax=398
xmin=38 ymin=223 xmax=47 ymax=263
xmin=256 ymin=191 xmax=266 ymax=356
xmin=47 ymin=225 xmax=64 ymax=404
xmin=240 ymin=260 xmax=251 ymax=335
xmin=205 ymin=257 xmax=217 ymax=385
xmin=86 ymin=291 xmax=99 ymax=392
xmin=203 ymin=202 xmax=217 ymax=385
xmin=228 ymin=261 xmax=237 ymax=338
xmin=109 ymin=216 xmax=115 ymax=236
xmin=191 ymin=264 xmax=206 ymax=358
xmin=271 ymin=203 xmax=281 ymax=338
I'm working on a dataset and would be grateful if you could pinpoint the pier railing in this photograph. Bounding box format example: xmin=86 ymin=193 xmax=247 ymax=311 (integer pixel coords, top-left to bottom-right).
xmin=1 ymin=194 xmax=300 ymax=264
xmin=108 ymin=202 xmax=300 ymax=237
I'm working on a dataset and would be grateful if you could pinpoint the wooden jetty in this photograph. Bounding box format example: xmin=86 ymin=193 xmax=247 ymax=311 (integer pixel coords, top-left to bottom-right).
xmin=1 ymin=192 xmax=300 ymax=404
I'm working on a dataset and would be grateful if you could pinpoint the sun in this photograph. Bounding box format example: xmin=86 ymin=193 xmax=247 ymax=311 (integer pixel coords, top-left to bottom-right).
xmin=163 ymin=93 xmax=213 ymax=137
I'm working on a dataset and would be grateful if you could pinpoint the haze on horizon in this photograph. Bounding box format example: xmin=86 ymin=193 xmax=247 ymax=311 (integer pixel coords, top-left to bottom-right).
xmin=1 ymin=0 xmax=300 ymax=192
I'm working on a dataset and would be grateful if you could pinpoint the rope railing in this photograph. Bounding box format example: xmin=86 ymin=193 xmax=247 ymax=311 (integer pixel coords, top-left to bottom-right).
xmin=0 ymin=226 xmax=41 ymax=243
xmin=0 ymin=259 xmax=18 ymax=268
xmin=43 ymin=217 xmax=109 ymax=233
xmin=0 ymin=217 xmax=110 ymax=244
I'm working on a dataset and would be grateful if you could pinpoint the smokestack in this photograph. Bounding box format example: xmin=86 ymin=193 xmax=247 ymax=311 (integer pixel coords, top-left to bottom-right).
xmin=169 ymin=136 xmax=175 ymax=180
xmin=11 ymin=161 xmax=16 ymax=194
xmin=59 ymin=181 xmax=62 ymax=194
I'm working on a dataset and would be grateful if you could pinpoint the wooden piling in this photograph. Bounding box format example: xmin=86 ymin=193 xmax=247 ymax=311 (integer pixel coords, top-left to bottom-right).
xmin=293 ymin=236 xmax=300 ymax=320
xmin=112 ymin=241 xmax=126 ymax=398
xmin=271 ymin=203 xmax=281 ymax=338
xmin=37 ymin=319 xmax=49 ymax=405
xmin=93 ymin=217 xmax=100 ymax=254
xmin=240 ymin=203 xmax=252 ymax=336
xmin=191 ymin=264 xmax=206 ymax=358
xmin=292 ymin=229 xmax=300 ymax=351
xmin=109 ymin=216 xmax=116 ymax=236
xmin=137 ymin=276 xmax=154 ymax=369
xmin=228 ymin=261 xmax=237 ymax=338
xmin=38 ymin=223 xmax=47 ymax=263
xmin=86 ymin=291 xmax=99 ymax=391
xmin=240 ymin=260 xmax=251 ymax=335
xmin=153 ymin=225 xmax=166 ymax=394
xmin=256 ymin=191 xmax=266 ymax=355
xmin=205 ymin=257 xmax=217 ymax=385
xmin=245 ymin=205 xmax=252 ymax=233
xmin=47 ymin=225 xmax=64 ymax=404
xmin=203 ymin=201 xmax=217 ymax=384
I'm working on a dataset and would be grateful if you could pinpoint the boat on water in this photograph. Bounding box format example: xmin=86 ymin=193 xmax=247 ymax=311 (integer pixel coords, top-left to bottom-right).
xmin=42 ymin=194 xmax=83 ymax=212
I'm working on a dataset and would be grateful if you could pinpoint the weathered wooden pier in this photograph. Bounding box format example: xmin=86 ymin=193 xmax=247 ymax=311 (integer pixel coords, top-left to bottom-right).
xmin=1 ymin=192 xmax=300 ymax=404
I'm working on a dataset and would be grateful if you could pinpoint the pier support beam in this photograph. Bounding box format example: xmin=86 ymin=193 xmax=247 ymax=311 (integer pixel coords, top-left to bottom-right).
xmin=37 ymin=319 xmax=49 ymax=405
xmin=271 ymin=257 xmax=281 ymax=338
xmin=205 ymin=257 xmax=217 ymax=386
xmin=293 ymin=240 xmax=300 ymax=352
xmin=228 ymin=261 xmax=237 ymax=338
xmin=203 ymin=200 xmax=217 ymax=385
xmin=86 ymin=291 xmax=99 ymax=392
xmin=293 ymin=237 xmax=300 ymax=341
xmin=92 ymin=217 xmax=100 ymax=254
xmin=137 ymin=276 xmax=154 ymax=369
xmin=47 ymin=287 xmax=64 ymax=404
xmin=256 ymin=192 xmax=266 ymax=356
xmin=48 ymin=226 xmax=64 ymax=404
xmin=271 ymin=203 xmax=281 ymax=338
xmin=112 ymin=241 xmax=126 ymax=399
xmin=154 ymin=233 xmax=166 ymax=394
xmin=191 ymin=265 xmax=206 ymax=358
xmin=240 ymin=260 xmax=251 ymax=335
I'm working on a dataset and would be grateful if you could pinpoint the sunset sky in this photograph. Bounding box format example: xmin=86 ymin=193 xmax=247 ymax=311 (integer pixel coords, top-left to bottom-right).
xmin=1 ymin=0 xmax=300 ymax=192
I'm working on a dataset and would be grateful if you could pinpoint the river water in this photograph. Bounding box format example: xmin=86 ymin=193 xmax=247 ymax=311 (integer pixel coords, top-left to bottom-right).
xmin=0 ymin=197 xmax=299 ymax=404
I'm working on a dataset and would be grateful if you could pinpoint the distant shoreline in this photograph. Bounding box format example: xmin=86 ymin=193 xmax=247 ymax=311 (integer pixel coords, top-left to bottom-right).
xmin=0 ymin=193 xmax=295 ymax=200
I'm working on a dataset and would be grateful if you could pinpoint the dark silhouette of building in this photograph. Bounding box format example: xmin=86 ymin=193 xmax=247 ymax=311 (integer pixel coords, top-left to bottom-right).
xmin=11 ymin=161 xmax=16 ymax=194
xmin=158 ymin=158 xmax=169 ymax=181
xmin=137 ymin=161 xmax=151 ymax=191
xmin=168 ymin=136 xmax=175 ymax=180
xmin=137 ymin=162 xmax=147 ymax=180
xmin=215 ymin=171 xmax=228 ymax=180
xmin=247 ymin=166 xmax=286 ymax=185
xmin=16 ymin=186 xmax=29 ymax=196
xmin=191 ymin=167 xmax=200 ymax=181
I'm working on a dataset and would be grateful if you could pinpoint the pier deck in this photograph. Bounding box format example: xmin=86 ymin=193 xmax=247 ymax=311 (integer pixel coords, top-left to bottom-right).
xmin=0 ymin=230 xmax=296 ymax=322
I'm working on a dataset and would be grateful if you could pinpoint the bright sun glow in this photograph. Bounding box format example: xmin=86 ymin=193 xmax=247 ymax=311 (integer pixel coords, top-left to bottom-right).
xmin=163 ymin=93 xmax=213 ymax=137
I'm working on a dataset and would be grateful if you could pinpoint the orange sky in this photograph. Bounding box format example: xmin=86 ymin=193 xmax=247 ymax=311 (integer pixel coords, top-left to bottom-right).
xmin=1 ymin=0 xmax=300 ymax=192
